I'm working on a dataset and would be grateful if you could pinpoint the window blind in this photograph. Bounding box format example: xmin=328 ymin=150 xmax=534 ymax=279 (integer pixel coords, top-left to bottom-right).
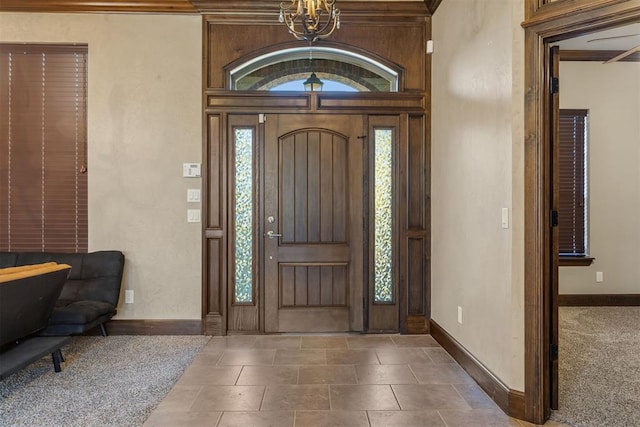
xmin=558 ymin=109 xmax=588 ymax=256
xmin=0 ymin=44 xmax=88 ymax=252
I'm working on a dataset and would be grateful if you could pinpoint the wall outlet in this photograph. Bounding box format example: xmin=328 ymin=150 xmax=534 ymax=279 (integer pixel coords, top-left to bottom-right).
xmin=457 ymin=306 xmax=463 ymax=324
xmin=125 ymin=290 xmax=134 ymax=304
xmin=596 ymin=271 xmax=604 ymax=282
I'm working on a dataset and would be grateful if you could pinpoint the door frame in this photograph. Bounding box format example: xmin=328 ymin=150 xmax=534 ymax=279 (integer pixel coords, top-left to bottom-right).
xmin=522 ymin=1 xmax=640 ymax=423
xmin=202 ymin=91 xmax=430 ymax=336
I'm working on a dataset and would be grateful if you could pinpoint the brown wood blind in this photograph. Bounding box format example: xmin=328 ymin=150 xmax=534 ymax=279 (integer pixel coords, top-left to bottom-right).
xmin=0 ymin=44 xmax=88 ymax=252
xmin=558 ymin=109 xmax=588 ymax=256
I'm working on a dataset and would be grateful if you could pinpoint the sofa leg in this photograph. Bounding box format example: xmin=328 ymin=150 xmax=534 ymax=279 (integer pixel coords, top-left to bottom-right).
xmin=52 ymin=350 xmax=64 ymax=372
xmin=99 ymin=323 xmax=108 ymax=337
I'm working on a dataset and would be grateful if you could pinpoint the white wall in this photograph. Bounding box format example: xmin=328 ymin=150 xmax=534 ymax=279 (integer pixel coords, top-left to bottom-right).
xmin=431 ymin=0 xmax=525 ymax=390
xmin=559 ymin=61 xmax=640 ymax=295
xmin=0 ymin=13 xmax=203 ymax=319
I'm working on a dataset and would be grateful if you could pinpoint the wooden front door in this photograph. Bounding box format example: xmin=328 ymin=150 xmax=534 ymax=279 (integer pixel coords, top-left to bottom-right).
xmin=263 ymin=114 xmax=364 ymax=333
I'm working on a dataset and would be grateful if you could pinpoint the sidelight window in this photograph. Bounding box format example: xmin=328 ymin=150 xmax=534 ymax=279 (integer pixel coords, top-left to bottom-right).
xmin=233 ymin=127 xmax=254 ymax=303
xmin=373 ymin=128 xmax=393 ymax=303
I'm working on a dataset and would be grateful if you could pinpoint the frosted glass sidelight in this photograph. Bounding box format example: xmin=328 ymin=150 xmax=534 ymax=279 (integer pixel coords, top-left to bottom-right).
xmin=374 ymin=129 xmax=393 ymax=303
xmin=234 ymin=128 xmax=254 ymax=303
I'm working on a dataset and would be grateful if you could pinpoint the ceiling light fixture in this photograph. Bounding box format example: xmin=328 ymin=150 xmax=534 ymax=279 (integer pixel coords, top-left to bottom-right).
xmin=279 ymin=0 xmax=341 ymax=42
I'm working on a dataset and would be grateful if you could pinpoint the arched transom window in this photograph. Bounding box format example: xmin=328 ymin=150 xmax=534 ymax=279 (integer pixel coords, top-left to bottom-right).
xmin=229 ymin=46 xmax=400 ymax=92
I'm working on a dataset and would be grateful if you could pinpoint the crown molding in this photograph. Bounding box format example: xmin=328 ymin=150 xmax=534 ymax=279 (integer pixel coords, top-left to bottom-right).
xmin=0 ymin=0 xmax=432 ymax=16
xmin=0 ymin=0 xmax=197 ymax=13
xmin=424 ymin=0 xmax=442 ymax=14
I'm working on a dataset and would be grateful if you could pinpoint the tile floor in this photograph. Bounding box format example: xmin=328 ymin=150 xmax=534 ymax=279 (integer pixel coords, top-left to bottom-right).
xmin=144 ymin=334 xmax=566 ymax=427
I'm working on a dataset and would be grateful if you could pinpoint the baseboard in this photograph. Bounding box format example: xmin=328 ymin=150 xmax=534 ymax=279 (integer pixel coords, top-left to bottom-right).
xmin=429 ymin=319 xmax=525 ymax=421
xmin=104 ymin=319 xmax=204 ymax=335
xmin=559 ymin=294 xmax=640 ymax=306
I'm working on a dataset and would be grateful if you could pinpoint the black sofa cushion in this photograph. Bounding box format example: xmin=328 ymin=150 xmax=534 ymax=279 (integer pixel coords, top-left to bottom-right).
xmin=0 ymin=251 xmax=125 ymax=336
xmin=49 ymin=300 xmax=116 ymax=324
xmin=0 ymin=265 xmax=71 ymax=346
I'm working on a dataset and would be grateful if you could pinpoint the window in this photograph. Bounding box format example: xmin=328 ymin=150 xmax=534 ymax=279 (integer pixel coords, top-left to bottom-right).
xmin=558 ymin=109 xmax=588 ymax=260
xmin=232 ymin=127 xmax=254 ymax=304
xmin=0 ymin=44 xmax=88 ymax=253
xmin=373 ymin=128 xmax=394 ymax=303
xmin=229 ymin=46 xmax=400 ymax=92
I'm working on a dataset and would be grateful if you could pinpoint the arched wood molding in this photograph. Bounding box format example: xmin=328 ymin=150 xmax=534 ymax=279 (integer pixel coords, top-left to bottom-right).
xmin=522 ymin=0 xmax=640 ymax=424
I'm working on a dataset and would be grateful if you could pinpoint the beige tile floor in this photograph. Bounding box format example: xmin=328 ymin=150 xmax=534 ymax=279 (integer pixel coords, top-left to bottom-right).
xmin=144 ymin=335 xmax=566 ymax=427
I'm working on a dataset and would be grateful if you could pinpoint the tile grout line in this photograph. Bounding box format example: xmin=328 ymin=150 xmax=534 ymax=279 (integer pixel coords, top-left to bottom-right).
xmin=234 ymin=365 xmax=245 ymax=385
xmin=213 ymin=411 xmax=224 ymax=427
xmin=436 ymin=410 xmax=450 ymax=427
xmin=388 ymin=383 xmax=403 ymax=411
xmin=365 ymin=409 xmax=373 ymax=427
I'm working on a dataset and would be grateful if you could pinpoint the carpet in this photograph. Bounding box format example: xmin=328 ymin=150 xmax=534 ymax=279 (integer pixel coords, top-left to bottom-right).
xmin=551 ymin=306 xmax=640 ymax=427
xmin=0 ymin=335 xmax=210 ymax=427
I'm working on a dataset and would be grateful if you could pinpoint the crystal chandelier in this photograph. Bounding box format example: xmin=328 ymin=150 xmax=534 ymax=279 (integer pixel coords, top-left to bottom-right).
xmin=279 ymin=0 xmax=341 ymax=42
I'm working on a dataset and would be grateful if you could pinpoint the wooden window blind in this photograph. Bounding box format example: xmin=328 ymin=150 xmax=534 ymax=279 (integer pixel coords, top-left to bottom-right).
xmin=0 ymin=44 xmax=88 ymax=252
xmin=558 ymin=109 xmax=588 ymax=256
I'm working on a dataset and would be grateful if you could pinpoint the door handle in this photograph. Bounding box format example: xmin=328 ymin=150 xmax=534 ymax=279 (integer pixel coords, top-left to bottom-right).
xmin=266 ymin=230 xmax=282 ymax=239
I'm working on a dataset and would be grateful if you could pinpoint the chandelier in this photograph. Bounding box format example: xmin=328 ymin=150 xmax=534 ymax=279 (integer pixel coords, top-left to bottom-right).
xmin=279 ymin=0 xmax=341 ymax=42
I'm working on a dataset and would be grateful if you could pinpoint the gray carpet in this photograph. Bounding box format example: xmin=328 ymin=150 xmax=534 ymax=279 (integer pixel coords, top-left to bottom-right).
xmin=0 ymin=335 xmax=210 ymax=427
xmin=551 ymin=306 xmax=640 ymax=427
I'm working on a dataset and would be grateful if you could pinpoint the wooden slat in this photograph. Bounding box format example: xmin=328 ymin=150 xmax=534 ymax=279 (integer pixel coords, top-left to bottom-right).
xmin=281 ymin=266 xmax=295 ymax=307
xmin=294 ymin=133 xmax=308 ymax=242
xmin=332 ymin=135 xmax=347 ymax=242
xmin=281 ymin=134 xmax=295 ymax=242
xmin=307 ymin=266 xmax=321 ymax=306
xmin=320 ymin=135 xmax=334 ymax=242
xmin=307 ymin=132 xmax=321 ymax=243
xmin=321 ymin=265 xmax=333 ymax=305
xmin=295 ymin=266 xmax=308 ymax=306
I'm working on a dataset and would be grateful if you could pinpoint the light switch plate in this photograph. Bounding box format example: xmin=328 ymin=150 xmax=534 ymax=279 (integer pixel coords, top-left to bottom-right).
xmin=187 ymin=189 xmax=201 ymax=203
xmin=187 ymin=209 xmax=201 ymax=223
xmin=501 ymin=207 xmax=509 ymax=229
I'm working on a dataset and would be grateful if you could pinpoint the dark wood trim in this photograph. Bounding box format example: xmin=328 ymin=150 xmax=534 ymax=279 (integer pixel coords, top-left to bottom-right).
xmin=559 ymin=256 xmax=594 ymax=266
xmin=424 ymin=0 xmax=443 ymax=15
xmin=523 ymin=25 xmax=548 ymax=426
xmin=206 ymin=92 xmax=425 ymax=115
xmin=0 ymin=0 xmax=197 ymax=13
xmin=559 ymin=294 xmax=640 ymax=306
xmin=523 ymin=0 xmax=640 ymax=424
xmin=560 ymin=50 xmax=640 ymax=62
xmin=0 ymin=0 xmax=430 ymax=16
xmin=104 ymin=319 xmax=204 ymax=335
xmin=522 ymin=0 xmax=629 ymax=28
xmin=430 ymin=320 xmax=525 ymax=421
xmin=196 ymin=1 xmax=429 ymax=21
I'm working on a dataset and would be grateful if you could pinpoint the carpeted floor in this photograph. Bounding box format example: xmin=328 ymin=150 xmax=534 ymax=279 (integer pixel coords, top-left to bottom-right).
xmin=0 ymin=335 xmax=210 ymax=427
xmin=551 ymin=306 xmax=640 ymax=427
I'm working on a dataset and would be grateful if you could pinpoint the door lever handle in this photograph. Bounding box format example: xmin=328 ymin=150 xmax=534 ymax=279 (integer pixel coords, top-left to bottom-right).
xmin=266 ymin=230 xmax=282 ymax=239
